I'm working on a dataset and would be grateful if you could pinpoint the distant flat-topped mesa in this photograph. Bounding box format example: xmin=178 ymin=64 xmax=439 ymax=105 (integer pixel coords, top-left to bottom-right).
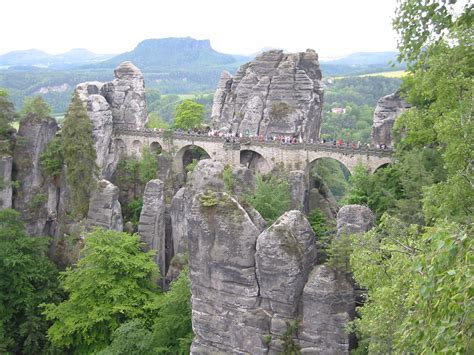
xmin=211 ymin=49 xmax=324 ymax=141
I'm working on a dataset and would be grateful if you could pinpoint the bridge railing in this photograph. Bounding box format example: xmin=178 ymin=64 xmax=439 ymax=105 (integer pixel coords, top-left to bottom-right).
xmin=113 ymin=125 xmax=393 ymax=158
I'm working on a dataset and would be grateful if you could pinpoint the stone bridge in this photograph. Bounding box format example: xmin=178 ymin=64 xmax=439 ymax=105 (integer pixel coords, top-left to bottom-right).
xmin=113 ymin=126 xmax=392 ymax=175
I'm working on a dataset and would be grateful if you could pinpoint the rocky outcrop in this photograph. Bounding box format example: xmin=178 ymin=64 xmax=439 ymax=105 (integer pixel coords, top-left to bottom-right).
xmin=102 ymin=61 xmax=148 ymax=129
xmin=138 ymin=179 xmax=166 ymax=277
xmin=336 ymin=204 xmax=375 ymax=237
xmin=189 ymin=191 xmax=266 ymax=354
xmin=76 ymin=62 xmax=148 ymax=179
xmin=76 ymin=82 xmax=113 ymax=176
xmin=300 ymin=265 xmax=355 ymax=353
xmin=371 ymin=92 xmax=410 ymax=148
xmin=0 ymin=156 xmax=12 ymax=210
xmin=86 ymin=179 xmax=123 ymax=231
xmin=211 ymin=49 xmax=324 ymax=141
xmin=12 ymin=113 xmax=59 ymax=235
xmin=289 ymin=170 xmax=308 ymax=212
xmin=308 ymin=174 xmax=338 ymax=220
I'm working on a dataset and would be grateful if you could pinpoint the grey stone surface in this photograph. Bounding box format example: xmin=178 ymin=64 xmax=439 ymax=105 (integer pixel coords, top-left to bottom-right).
xmin=299 ymin=265 xmax=354 ymax=354
xmin=337 ymin=204 xmax=375 ymax=237
xmin=308 ymin=174 xmax=338 ymax=220
xmin=289 ymin=170 xmax=307 ymax=212
xmin=102 ymin=61 xmax=148 ymax=129
xmin=138 ymin=179 xmax=166 ymax=277
xmin=76 ymin=82 xmax=113 ymax=176
xmin=189 ymin=191 xmax=268 ymax=354
xmin=0 ymin=156 xmax=12 ymax=210
xmin=211 ymin=49 xmax=324 ymax=141
xmin=371 ymin=92 xmax=410 ymax=148
xmin=12 ymin=113 xmax=59 ymax=235
xmin=86 ymin=179 xmax=123 ymax=231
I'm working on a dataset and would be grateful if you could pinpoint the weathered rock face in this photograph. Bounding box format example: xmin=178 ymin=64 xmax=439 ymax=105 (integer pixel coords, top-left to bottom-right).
xmin=371 ymin=92 xmax=410 ymax=147
xmin=86 ymin=179 xmax=123 ymax=231
xmin=211 ymin=49 xmax=324 ymax=141
xmin=189 ymin=191 xmax=267 ymax=354
xmin=308 ymin=174 xmax=338 ymax=220
xmin=299 ymin=265 xmax=355 ymax=353
xmin=336 ymin=204 xmax=375 ymax=237
xmin=76 ymin=62 xmax=148 ymax=179
xmin=12 ymin=113 xmax=59 ymax=235
xmin=288 ymin=170 xmax=308 ymax=212
xmin=102 ymin=61 xmax=148 ymax=129
xmin=76 ymin=82 xmax=113 ymax=176
xmin=138 ymin=179 xmax=166 ymax=277
xmin=0 ymin=156 xmax=12 ymax=210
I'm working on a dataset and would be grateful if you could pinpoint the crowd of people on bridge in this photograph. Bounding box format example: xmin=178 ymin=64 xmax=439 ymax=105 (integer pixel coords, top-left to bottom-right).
xmin=152 ymin=127 xmax=391 ymax=150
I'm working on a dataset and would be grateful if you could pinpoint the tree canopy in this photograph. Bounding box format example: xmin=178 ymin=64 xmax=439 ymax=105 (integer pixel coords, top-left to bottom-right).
xmin=173 ymin=99 xmax=204 ymax=130
xmin=43 ymin=228 xmax=160 ymax=354
xmin=61 ymin=92 xmax=98 ymax=218
xmin=20 ymin=95 xmax=52 ymax=119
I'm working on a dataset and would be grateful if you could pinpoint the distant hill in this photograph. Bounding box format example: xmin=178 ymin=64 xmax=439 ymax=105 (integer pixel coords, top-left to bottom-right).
xmin=0 ymin=48 xmax=115 ymax=69
xmin=88 ymin=37 xmax=249 ymax=71
xmin=323 ymin=51 xmax=399 ymax=66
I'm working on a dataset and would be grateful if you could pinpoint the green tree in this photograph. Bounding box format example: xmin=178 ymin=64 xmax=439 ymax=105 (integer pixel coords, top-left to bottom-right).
xmin=43 ymin=228 xmax=160 ymax=354
xmin=146 ymin=112 xmax=170 ymax=129
xmin=173 ymin=99 xmax=204 ymax=130
xmin=247 ymin=174 xmax=290 ymax=224
xmin=0 ymin=89 xmax=15 ymax=154
xmin=61 ymin=92 xmax=97 ymax=218
xmin=20 ymin=95 xmax=52 ymax=119
xmin=0 ymin=209 xmax=60 ymax=354
xmin=40 ymin=136 xmax=64 ymax=178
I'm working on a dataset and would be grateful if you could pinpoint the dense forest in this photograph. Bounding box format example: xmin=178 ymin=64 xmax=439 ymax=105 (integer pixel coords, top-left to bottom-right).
xmin=0 ymin=0 xmax=472 ymax=353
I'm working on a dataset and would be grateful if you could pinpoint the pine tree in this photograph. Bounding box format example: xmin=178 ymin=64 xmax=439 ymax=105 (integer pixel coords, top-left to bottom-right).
xmin=61 ymin=92 xmax=97 ymax=218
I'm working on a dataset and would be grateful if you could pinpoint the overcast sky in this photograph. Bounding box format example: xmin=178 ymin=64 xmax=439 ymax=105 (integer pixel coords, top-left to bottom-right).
xmin=1 ymin=0 xmax=400 ymax=58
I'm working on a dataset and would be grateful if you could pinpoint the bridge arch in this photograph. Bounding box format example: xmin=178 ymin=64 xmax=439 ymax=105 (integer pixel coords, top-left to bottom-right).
xmin=149 ymin=141 xmax=163 ymax=155
xmin=373 ymin=162 xmax=391 ymax=174
xmin=174 ymin=144 xmax=211 ymax=174
xmin=132 ymin=140 xmax=142 ymax=157
xmin=240 ymin=149 xmax=271 ymax=174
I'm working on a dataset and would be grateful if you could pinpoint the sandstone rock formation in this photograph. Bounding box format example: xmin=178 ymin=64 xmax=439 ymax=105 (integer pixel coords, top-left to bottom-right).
xmin=336 ymin=204 xmax=375 ymax=237
xmin=288 ymin=170 xmax=308 ymax=211
xmin=0 ymin=156 xmax=12 ymax=210
xmin=76 ymin=61 xmax=148 ymax=179
xmin=12 ymin=113 xmax=59 ymax=235
xmin=102 ymin=61 xmax=148 ymax=129
xmin=300 ymin=265 xmax=355 ymax=353
xmin=86 ymin=179 xmax=123 ymax=231
xmin=138 ymin=179 xmax=166 ymax=277
xmin=371 ymin=92 xmax=410 ymax=147
xmin=308 ymin=174 xmax=338 ymax=219
xmin=211 ymin=49 xmax=324 ymax=141
xmin=76 ymin=82 xmax=113 ymax=175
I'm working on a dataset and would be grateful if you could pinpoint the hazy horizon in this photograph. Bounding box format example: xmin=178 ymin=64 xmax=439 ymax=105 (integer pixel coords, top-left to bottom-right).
xmin=1 ymin=0 xmax=399 ymax=58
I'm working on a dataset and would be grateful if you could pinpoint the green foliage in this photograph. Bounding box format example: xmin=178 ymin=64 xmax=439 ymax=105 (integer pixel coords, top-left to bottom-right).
xmin=200 ymin=190 xmax=218 ymax=207
xmin=100 ymin=267 xmax=193 ymax=355
xmin=40 ymin=136 xmax=63 ymax=178
xmin=350 ymin=216 xmax=473 ymax=354
xmin=0 ymin=209 xmax=60 ymax=354
xmin=139 ymin=147 xmax=157 ymax=184
xmin=311 ymin=159 xmax=349 ymax=202
xmin=247 ymin=174 xmax=290 ymax=224
xmin=262 ymin=334 xmax=272 ymax=347
xmin=280 ymin=320 xmax=301 ymax=355
xmin=0 ymin=88 xmax=15 ymax=154
xmin=307 ymin=209 xmax=333 ymax=242
xmin=20 ymin=95 xmax=52 ymax=119
xmin=43 ymin=228 xmax=160 ymax=354
xmin=122 ymin=197 xmax=143 ymax=227
xmin=185 ymin=158 xmax=198 ymax=173
xmin=222 ymin=164 xmax=234 ymax=193
xmin=61 ymin=92 xmax=97 ymax=219
xmin=28 ymin=192 xmax=48 ymax=213
xmin=146 ymin=111 xmax=170 ymax=129
xmin=173 ymin=99 xmax=204 ymax=130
